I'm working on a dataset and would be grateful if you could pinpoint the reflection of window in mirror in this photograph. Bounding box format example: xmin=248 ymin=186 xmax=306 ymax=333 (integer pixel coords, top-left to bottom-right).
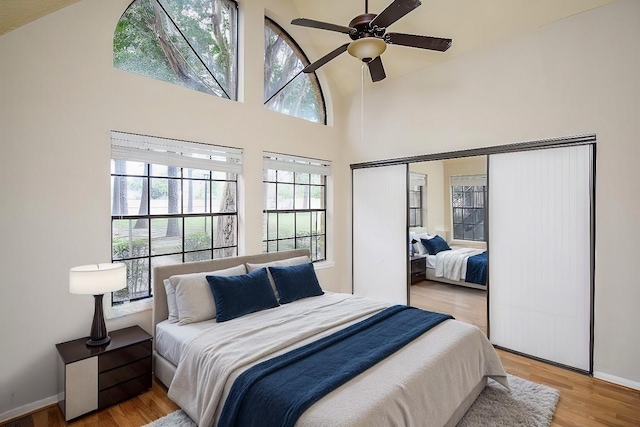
xmin=409 ymin=172 xmax=425 ymax=227
xmin=450 ymin=175 xmax=486 ymax=242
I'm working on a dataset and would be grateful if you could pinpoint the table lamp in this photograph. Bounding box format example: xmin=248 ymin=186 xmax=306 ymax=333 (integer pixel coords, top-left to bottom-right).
xmin=69 ymin=263 xmax=127 ymax=347
xmin=410 ymin=239 xmax=418 ymax=257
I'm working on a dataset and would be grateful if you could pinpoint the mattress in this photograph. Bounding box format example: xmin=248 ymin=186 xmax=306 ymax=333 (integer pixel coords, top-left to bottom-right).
xmin=156 ymin=318 xmax=217 ymax=366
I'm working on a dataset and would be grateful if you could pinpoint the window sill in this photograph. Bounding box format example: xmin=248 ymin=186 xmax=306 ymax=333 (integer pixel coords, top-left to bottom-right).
xmin=106 ymin=298 xmax=153 ymax=320
xmin=313 ymin=260 xmax=335 ymax=270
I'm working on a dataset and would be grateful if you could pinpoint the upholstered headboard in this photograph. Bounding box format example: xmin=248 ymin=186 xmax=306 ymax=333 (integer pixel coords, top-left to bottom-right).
xmin=152 ymin=249 xmax=310 ymax=337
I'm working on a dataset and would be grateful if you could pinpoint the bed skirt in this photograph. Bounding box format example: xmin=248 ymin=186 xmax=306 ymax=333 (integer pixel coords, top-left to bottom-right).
xmin=424 ymin=267 xmax=487 ymax=290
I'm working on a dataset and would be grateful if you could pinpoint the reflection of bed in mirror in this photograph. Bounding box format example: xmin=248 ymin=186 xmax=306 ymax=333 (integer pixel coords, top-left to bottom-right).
xmin=410 ymin=228 xmax=487 ymax=290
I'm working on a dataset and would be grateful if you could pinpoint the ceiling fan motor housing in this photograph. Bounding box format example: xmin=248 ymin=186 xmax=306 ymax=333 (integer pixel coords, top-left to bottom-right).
xmin=348 ymin=13 xmax=384 ymax=40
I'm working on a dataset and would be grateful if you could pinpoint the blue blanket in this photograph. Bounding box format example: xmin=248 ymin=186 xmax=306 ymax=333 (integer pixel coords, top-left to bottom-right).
xmin=218 ymin=305 xmax=453 ymax=427
xmin=465 ymin=251 xmax=487 ymax=285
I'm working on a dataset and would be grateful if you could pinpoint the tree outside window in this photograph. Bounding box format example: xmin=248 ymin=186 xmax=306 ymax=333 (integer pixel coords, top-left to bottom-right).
xmin=264 ymin=17 xmax=326 ymax=124
xmin=114 ymin=0 xmax=238 ymax=100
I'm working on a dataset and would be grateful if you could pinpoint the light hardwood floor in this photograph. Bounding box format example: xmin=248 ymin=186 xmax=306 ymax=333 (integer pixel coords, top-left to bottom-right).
xmin=3 ymin=282 xmax=639 ymax=426
xmin=411 ymin=280 xmax=640 ymax=427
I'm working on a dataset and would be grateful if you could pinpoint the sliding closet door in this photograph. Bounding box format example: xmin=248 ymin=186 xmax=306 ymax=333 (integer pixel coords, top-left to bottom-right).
xmin=489 ymin=144 xmax=593 ymax=372
xmin=353 ymin=164 xmax=408 ymax=304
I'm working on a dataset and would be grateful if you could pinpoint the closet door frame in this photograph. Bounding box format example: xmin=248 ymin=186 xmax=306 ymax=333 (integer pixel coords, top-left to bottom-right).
xmin=351 ymin=134 xmax=595 ymax=373
xmin=351 ymin=164 xmax=411 ymax=304
xmin=487 ymin=144 xmax=595 ymax=374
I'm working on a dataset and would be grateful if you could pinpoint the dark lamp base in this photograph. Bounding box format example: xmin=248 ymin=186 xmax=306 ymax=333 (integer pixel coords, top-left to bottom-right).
xmin=86 ymin=336 xmax=111 ymax=347
xmin=86 ymin=293 xmax=111 ymax=347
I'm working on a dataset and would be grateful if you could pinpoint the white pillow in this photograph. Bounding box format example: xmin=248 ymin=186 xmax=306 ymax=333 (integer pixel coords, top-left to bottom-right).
xmin=163 ymin=279 xmax=179 ymax=324
xmin=413 ymin=232 xmax=434 ymax=255
xmin=172 ymin=264 xmax=247 ymax=326
xmin=246 ymin=255 xmax=311 ymax=298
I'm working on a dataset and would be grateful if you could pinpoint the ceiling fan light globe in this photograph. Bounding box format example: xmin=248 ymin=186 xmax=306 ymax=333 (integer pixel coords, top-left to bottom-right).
xmin=347 ymin=38 xmax=387 ymax=61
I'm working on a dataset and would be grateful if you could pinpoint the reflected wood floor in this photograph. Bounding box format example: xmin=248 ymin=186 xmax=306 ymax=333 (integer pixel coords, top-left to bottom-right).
xmin=411 ymin=280 xmax=640 ymax=427
xmin=3 ymin=282 xmax=639 ymax=427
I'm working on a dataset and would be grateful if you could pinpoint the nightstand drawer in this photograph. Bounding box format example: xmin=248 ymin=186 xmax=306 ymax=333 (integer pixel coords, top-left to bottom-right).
xmin=98 ymin=340 xmax=151 ymax=372
xmin=410 ymin=257 xmax=427 ymax=284
xmin=98 ymin=372 xmax=152 ymax=409
xmin=99 ymin=356 xmax=151 ymax=391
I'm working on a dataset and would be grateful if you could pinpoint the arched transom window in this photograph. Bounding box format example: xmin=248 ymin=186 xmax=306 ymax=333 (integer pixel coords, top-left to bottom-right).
xmin=114 ymin=0 xmax=238 ymax=100
xmin=264 ymin=17 xmax=326 ymax=124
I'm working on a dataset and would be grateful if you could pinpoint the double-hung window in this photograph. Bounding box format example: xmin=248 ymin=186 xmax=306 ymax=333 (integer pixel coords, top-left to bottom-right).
xmin=263 ymin=153 xmax=330 ymax=261
xmin=451 ymin=175 xmax=486 ymax=242
xmin=110 ymin=131 xmax=242 ymax=305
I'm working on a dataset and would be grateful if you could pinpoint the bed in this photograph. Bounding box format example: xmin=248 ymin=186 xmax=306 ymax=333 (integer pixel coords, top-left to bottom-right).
xmin=152 ymin=249 xmax=506 ymax=426
xmin=410 ymin=229 xmax=487 ymax=290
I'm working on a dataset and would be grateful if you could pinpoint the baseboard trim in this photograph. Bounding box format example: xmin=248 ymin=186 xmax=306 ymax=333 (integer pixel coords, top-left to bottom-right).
xmin=0 ymin=395 xmax=58 ymax=423
xmin=594 ymin=371 xmax=640 ymax=391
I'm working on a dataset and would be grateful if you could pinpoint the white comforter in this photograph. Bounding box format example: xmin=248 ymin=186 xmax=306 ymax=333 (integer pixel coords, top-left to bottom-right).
xmin=435 ymin=248 xmax=484 ymax=281
xmin=168 ymin=293 xmax=507 ymax=427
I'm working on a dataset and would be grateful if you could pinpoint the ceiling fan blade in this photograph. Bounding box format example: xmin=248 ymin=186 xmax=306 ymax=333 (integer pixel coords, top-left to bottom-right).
xmin=385 ymin=32 xmax=452 ymax=51
xmin=303 ymin=43 xmax=350 ymax=73
xmin=367 ymin=56 xmax=386 ymax=82
xmin=370 ymin=0 xmax=422 ymax=29
xmin=291 ymin=18 xmax=354 ymax=34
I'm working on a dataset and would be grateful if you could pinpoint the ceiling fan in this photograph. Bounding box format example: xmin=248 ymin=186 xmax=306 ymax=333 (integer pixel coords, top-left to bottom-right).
xmin=292 ymin=0 xmax=452 ymax=83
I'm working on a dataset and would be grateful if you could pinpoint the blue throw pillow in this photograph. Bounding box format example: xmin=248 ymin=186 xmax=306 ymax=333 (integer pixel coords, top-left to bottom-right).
xmin=206 ymin=268 xmax=279 ymax=322
xmin=268 ymin=263 xmax=324 ymax=304
xmin=421 ymin=235 xmax=451 ymax=255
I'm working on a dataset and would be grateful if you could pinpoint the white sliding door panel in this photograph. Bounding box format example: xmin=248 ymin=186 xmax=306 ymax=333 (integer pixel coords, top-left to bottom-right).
xmin=353 ymin=165 xmax=408 ymax=304
xmin=489 ymin=145 xmax=592 ymax=371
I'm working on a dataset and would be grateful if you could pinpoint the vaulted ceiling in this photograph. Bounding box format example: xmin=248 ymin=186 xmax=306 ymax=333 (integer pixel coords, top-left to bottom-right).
xmin=289 ymin=0 xmax=616 ymax=94
xmin=0 ymin=0 xmax=81 ymax=35
xmin=1 ymin=0 xmax=616 ymax=95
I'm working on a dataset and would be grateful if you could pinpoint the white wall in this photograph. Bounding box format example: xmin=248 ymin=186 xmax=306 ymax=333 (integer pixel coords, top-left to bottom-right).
xmin=346 ymin=0 xmax=640 ymax=388
xmin=0 ymin=0 xmax=351 ymax=418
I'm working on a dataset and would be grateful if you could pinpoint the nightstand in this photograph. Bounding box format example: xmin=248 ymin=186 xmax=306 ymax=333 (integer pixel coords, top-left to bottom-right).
xmin=410 ymin=256 xmax=427 ymax=284
xmin=56 ymin=325 xmax=152 ymax=421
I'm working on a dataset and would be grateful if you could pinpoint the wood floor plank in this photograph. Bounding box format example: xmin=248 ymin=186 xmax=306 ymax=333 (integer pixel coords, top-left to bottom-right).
xmin=2 ymin=283 xmax=638 ymax=426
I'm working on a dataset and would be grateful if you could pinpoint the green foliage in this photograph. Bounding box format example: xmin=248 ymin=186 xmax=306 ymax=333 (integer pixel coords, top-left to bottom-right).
xmin=184 ymin=232 xmax=211 ymax=252
xmin=113 ymin=0 xmax=237 ymax=98
xmin=113 ymin=236 xmax=149 ymax=259
xmin=112 ymin=237 xmax=150 ymax=304
xmin=264 ymin=21 xmax=324 ymax=123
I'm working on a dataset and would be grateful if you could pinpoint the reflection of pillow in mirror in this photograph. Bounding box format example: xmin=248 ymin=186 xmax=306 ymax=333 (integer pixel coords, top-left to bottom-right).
xmin=246 ymin=256 xmax=311 ymax=298
xmin=421 ymin=235 xmax=451 ymax=255
xmin=413 ymin=232 xmax=434 ymax=255
xmin=172 ymin=264 xmax=247 ymax=325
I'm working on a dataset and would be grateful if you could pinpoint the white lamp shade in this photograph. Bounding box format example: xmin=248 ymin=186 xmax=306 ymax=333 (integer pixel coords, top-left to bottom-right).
xmin=347 ymin=38 xmax=387 ymax=60
xmin=69 ymin=263 xmax=127 ymax=295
